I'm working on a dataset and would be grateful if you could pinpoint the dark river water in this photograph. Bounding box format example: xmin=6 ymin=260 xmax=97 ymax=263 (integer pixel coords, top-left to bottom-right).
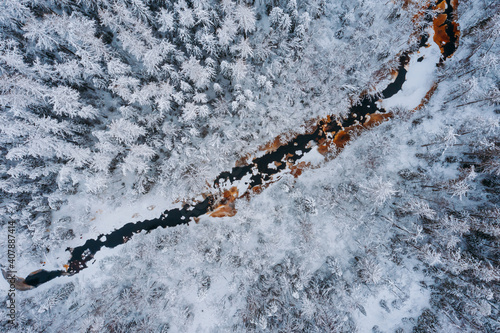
xmin=20 ymin=0 xmax=459 ymax=289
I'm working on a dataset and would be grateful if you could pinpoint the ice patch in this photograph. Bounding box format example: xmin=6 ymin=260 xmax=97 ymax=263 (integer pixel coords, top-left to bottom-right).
xmin=381 ymin=29 xmax=441 ymax=110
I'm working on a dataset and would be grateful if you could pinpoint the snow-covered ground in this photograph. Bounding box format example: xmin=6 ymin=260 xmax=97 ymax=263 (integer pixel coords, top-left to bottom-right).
xmin=381 ymin=30 xmax=442 ymax=110
xmin=1 ymin=0 xmax=499 ymax=332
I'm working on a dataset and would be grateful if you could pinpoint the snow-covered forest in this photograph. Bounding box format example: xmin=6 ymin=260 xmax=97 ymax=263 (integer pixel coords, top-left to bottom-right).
xmin=0 ymin=0 xmax=499 ymax=331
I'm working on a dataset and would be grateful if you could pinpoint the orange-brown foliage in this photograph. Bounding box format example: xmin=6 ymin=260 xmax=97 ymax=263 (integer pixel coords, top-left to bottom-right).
xmin=317 ymin=139 xmax=334 ymax=155
xmin=433 ymin=14 xmax=450 ymax=53
xmin=209 ymin=204 xmax=237 ymax=217
xmin=363 ymin=112 xmax=393 ymax=128
xmin=317 ymin=112 xmax=392 ymax=155
xmin=235 ymin=153 xmax=252 ymax=167
xmin=259 ymin=135 xmax=284 ymax=153
xmin=289 ymin=161 xmax=311 ymax=178
xmin=209 ymin=187 xmax=239 ymax=218
xmin=222 ymin=187 xmax=239 ymax=202
xmin=435 ymin=0 xmax=446 ymax=11
xmin=332 ymin=130 xmax=351 ymax=148
xmin=433 ymin=1 xmax=460 ymax=57
xmin=252 ymin=185 xmax=263 ymax=194
xmin=414 ymin=83 xmax=438 ymax=111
